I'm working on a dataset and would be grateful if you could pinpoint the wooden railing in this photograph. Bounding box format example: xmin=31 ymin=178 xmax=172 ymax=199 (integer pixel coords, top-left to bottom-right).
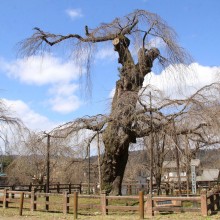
xmin=1 ymin=189 xmax=220 ymax=218
xmin=0 ymin=182 xmax=204 ymax=196
xmin=0 ymin=183 xmax=81 ymax=194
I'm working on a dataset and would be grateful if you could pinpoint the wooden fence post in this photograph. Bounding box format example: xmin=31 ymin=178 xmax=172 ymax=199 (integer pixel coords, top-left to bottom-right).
xmin=29 ymin=182 xmax=32 ymax=198
xmin=19 ymin=192 xmax=24 ymax=216
xmin=128 ymin=184 xmax=132 ymax=195
xmin=201 ymin=190 xmax=208 ymax=216
xmin=79 ymin=183 xmax=82 ymax=194
xmin=29 ymin=182 xmax=32 ymax=192
xmin=57 ymin=182 xmax=60 ymax=193
xmin=145 ymin=194 xmax=154 ymax=217
xmin=210 ymin=192 xmax=214 ymax=213
xmin=63 ymin=191 xmax=69 ymax=214
xmin=73 ymin=191 xmax=78 ymax=219
xmin=139 ymin=191 xmax=144 ymax=219
xmin=30 ymin=188 xmax=37 ymax=212
xmin=11 ymin=185 xmax=15 ymax=199
xmin=101 ymin=191 xmax=108 ymax=216
xmin=215 ymin=190 xmax=220 ymax=210
xmin=69 ymin=183 xmax=72 ymax=194
xmin=45 ymin=193 xmax=49 ymax=211
xmin=3 ymin=189 xmax=8 ymax=209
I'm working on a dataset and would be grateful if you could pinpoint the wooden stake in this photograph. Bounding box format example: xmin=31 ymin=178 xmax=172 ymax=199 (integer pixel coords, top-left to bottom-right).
xmin=19 ymin=192 xmax=24 ymax=216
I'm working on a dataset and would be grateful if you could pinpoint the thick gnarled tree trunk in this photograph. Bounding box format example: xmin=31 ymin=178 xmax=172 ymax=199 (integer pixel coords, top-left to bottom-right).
xmin=101 ymin=36 xmax=159 ymax=194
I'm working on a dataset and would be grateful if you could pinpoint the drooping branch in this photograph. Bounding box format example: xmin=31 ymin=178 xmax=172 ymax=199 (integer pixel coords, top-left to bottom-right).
xmin=49 ymin=114 xmax=109 ymax=139
xmin=133 ymin=82 xmax=220 ymax=142
xmin=0 ymin=100 xmax=22 ymax=127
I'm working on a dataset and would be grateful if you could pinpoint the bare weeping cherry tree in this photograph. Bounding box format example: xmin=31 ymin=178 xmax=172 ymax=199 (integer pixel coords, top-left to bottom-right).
xmin=139 ymin=82 xmax=220 ymax=194
xmin=0 ymin=99 xmax=24 ymax=150
xmin=20 ymin=10 xmax=191 ymax=195
xmin=0 ymin=99 xmax=27 ymax=175
xmin=0 ymin=99 xmax=22 ymax=127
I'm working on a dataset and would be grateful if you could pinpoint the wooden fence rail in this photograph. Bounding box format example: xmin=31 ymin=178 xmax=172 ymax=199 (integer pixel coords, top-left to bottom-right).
xmin=0 ymin=183 xmax=81 ymax=194
xmin=1 ymin=189 xmax=220 ymax=218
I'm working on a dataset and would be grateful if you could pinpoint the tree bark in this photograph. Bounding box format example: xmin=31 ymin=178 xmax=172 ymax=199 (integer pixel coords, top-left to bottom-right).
xmin=101 ymin=36 xmax=159 ymax=194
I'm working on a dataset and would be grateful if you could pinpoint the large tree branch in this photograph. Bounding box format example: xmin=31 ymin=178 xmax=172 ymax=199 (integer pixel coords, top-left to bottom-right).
xmin=32 ymin=19 xmax=138 ymax=47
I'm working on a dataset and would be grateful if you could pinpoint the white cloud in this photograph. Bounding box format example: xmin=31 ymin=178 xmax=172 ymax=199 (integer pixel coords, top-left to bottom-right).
xmin=49 ymin=95 xmax=81 ymax=114
xmin=144 ymin=63 xmax=220 ymax=98
xmin=48 ymin=83 xmax=78 ymax=96
xmin=48 ymin=83 xmax=82 ymax=114
xmin=3 ymin=99 xmax=58 ymax=131
xmin=0 ymin=54 xmax=84 ymax=114
xmin=65 ymin=8 xmax=83 ymax=20
xmin=96 ymin=47 xmax=117 ymax=61
xmin=109 ymin=63 xmax=220 ymax=99
xmin=109 ymin=88 xmax=115 ymax=99
xmin=1 ymin=54 xmax=81 ymax=85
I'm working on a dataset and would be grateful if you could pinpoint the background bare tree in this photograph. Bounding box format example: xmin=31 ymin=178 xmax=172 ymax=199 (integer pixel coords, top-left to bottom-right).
xmin=6 ymin=130 xmax=88 ymax=185
xmin=139 ymin=82 xmax=220 ymax=194
xmin=0 ymin=99 xmax=27 ymax=174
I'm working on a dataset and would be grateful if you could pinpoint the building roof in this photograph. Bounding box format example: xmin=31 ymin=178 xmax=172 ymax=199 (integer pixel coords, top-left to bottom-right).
xmin=197 ymin=169 xmax=220 ymax=182
xmin=163 ymin=159 xmax=200 ymax=169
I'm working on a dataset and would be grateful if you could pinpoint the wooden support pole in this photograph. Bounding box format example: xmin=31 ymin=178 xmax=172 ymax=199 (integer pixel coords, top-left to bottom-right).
xmin=215 ymin=191 xmax=220 ymax=210
xmin=3 ymin=189 xmax=8 ymax=209
xmin=29 ymin=182 xmax=32 ymax=192
xmin=146 ymin=194 xmax=154 ymax=217
xmin=29 ymin=182 xmax=32 ymax=198
xmin=30 ymin=188 xmax=37 ymax=212
xmin=46 ymin=134 xmax=50 ymax=194
xmin=79 ymin=183 xmax=82 ymax=194
xmin=73 ymin=191 xmax=78 ymax=219
xmin=128 ymin=184 xmax=132 ymax=195
xmin=19 ymin=192 xmax=24 ymax=216
xmin=149 ymin=92 xmax=154 ymax=196
xmin=201 ymin=190 xmax=208 ymax=216
xmin=139 ymin=191 xmax=144 ymax=219
xmin=57 ymin=182 xmax=60 ymax=193
xmin=45 ymin=194 xmax=49 ymax=211
xmin=11 ymin=185 xmax=15 ymax=199
xmin=101 ymin=191 xmax=108 ymax=216
xmin=69 ymin=183 xmax=71 ymax=194
xmin=63 ymin=191 xmax=69 ymax=214
xmin=210 ymin=193 xmax=214 ymax=213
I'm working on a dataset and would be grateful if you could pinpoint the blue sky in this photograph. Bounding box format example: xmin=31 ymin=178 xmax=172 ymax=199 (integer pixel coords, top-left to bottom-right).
xmin=0 ymin=0 xmax=220 ymax=132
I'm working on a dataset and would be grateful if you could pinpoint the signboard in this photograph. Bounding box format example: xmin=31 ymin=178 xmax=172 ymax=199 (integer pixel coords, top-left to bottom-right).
xmin=156 ymin=200 xmax=172 ymax=206
xmin=191 ymin=165 xmax=196 ymax=194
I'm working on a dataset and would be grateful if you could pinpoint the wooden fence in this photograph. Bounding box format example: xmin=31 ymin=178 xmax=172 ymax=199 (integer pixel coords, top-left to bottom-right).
xmin=0 ymin=189 xmax=220 ymax=218
xmin=0 ymin=182 xmax=197 ymax=196
xmin=0 ymin=183 xmax=81 ymax=194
